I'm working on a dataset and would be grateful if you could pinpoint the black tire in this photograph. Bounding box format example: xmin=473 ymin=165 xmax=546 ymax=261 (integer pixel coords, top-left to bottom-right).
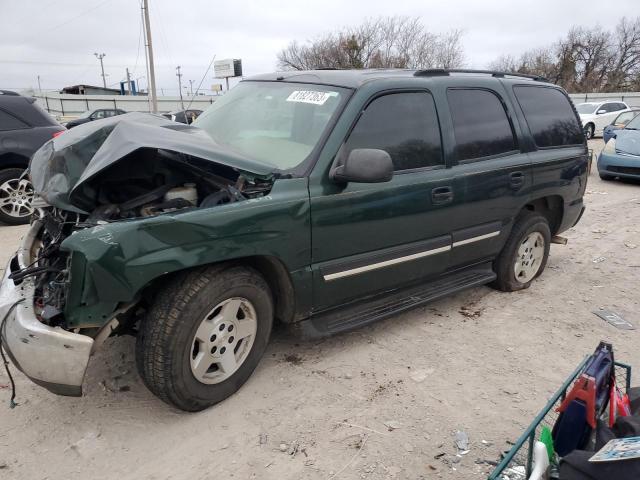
xmin=136 ymin=265 xmax=273 ymax=411
xmin=490 ymin=212 xmax=551 ymax=292
xmin=0 ymin=168 xmax=33 ymax=225
xmin=585 ymin=124 xmax=594 ymax=140
xmin=599 ymin=173 xmax=614 ymax=181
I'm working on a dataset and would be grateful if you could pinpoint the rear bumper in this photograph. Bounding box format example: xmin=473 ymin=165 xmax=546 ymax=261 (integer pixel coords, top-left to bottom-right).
xmin=0 ymin=221 xmax=93 ymax=396
xmin=557 ymin=199 xmax=585 ymax=234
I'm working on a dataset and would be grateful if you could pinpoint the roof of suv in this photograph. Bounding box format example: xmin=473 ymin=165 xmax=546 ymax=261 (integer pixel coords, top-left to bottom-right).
xmin=247 ymin=69 xmax=554 ymax=89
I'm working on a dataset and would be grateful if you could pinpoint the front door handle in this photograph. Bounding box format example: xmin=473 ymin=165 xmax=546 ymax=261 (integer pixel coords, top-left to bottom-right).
xmin=432 ymin=186 xmax=453 ymax=205
xmin=510 ymin=171 xmax=525 ymax=190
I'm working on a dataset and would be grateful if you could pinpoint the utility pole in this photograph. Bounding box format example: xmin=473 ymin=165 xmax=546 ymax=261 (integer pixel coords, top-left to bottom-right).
xmin=188 ymin=79 xmax=194 ymax=96
xmin=176 ymin=66 xmax=184 ymax=109
xmin=37 ymin=75 xmax=42 ymax=94
xmin=142 ymin=0 xmax=158 ymax=112
xmin=94 ymin=52 xmax=107 ymax=88
xmin=126 ymin=68 xmax=133 ymax=95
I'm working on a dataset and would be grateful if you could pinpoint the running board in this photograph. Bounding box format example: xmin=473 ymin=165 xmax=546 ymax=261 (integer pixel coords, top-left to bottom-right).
xmin=292 ymin=266 xmax=496 ymax=339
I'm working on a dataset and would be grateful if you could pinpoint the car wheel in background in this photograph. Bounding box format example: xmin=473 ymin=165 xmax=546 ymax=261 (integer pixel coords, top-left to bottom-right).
xmin=490 ymin=212 xmax=551 ymax=292
xmin=585 ymin=124 xmax=594 ymax=139
xmin=136 ymin=265 xmax=273 ymax=411
xmin=0 ymin=168 xmax=34 ymax=225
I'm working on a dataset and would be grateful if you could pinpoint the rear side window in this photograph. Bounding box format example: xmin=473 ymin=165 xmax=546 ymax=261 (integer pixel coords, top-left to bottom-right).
xmin=344 ymin=92 xmax=443 ymax=171
xmin=0 ymin=109 xmax=28 ymax=130
xmin=514 ymin=86 xmax=584 ymax=148
xmin=447 ymin=89 xmax=517 ymax=161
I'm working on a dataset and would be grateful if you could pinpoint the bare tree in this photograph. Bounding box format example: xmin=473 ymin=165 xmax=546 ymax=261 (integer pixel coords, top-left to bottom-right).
xmin=277 ymin=16 xmax=464 ymax=71
xmin=487 ymin=16 xmax=640 ymax=92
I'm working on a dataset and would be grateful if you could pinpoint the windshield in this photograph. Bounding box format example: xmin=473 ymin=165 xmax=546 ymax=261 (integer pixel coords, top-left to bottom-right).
xmin=78 ymin=110 xmax=94 ymax=119
xmin=576 ymin=103 xmax=598 ymax=114
xmin=194 ymin=81 xmax=349 ymax=171
xmin=625 ymin=114 xmax=640 ymax=130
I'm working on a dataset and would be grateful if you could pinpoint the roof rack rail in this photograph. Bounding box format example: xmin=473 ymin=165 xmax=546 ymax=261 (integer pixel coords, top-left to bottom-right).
xmin=413 ymin=69 xmax=548 ymax=82
xmin=0 ymin=90 xmax=20 ymax=96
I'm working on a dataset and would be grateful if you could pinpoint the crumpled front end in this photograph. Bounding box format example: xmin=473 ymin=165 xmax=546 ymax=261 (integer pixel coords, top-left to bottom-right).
xmin=0 ymin=221 xmax=94 ymax=396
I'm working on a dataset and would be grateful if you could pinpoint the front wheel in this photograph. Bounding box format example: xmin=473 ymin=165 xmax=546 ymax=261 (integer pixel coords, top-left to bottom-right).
xmin=585 ymin=124 xmax=595 ymax=140
xmin=490 ymin=212 xmax=551 ymax=292
xmin=136 ymin=265 xmax=273 ymax=411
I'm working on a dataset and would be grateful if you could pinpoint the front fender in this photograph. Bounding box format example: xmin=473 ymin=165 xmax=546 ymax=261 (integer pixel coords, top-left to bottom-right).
xmin=61 ymin=178 xmax=311 ymax=328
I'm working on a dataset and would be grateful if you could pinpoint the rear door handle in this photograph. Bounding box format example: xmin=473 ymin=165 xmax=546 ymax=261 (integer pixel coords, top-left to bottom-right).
xmin=431 ymin=186 xmax=453 ymax=205
xmin=510 ymin=171 xmax=525 ymax=190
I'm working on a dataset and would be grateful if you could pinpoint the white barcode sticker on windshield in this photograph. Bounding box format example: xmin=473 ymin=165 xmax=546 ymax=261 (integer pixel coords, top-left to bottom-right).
xmin=286 ymin=90 xmax=335 ymax=105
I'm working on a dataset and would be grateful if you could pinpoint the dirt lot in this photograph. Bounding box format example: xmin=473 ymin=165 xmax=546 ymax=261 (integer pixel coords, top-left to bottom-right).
xmin=1 ymin=139 xmax=639 ymax=480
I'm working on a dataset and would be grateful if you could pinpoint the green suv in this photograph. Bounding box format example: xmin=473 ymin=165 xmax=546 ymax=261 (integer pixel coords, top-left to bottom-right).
xmin=0 ymin=69 xmax=587 ymax=411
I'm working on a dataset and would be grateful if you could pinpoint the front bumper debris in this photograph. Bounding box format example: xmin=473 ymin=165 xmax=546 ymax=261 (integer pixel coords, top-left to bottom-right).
xmin=0 ymin=221 xmax=93 ymax=396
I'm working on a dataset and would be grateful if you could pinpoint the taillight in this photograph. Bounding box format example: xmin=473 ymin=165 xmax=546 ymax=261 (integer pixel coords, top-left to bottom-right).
xmin=52 ymin=130 xmax=65 ymax=138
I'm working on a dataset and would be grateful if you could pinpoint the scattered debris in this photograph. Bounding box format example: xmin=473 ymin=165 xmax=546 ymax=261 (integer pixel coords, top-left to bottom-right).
xmin=409 ymin=368 xmax=434 ymax=383
xmin=383 ymin=420 xmax=402 ymax=431
xmin=0 ymin=383 xmax=9 ymax=389
xmin=283 ymin=354 xmax=303 ymax=365
xmin=459 ymin=305 xmax=484 ymax=319
xmin=454 ymin=430 xmax=469 ymax=452
xmin=434 ymin=452 xmax=446 ymax=459
xmin=625 ymin=242 xmax=638 ymax=249
xmin=259 ymin=433 xmax=268 ymax=445
xmin=481 ymin=440 xmax=493 ymax=447
xmin=593 ymin=309 xmax=635 ymax=330
xmin=278 ymin=443 xmax=288 ymax=452
xmin=592 ymin=256 xmax=606 ymax=263
xmin=118 ymin=385 xmax=130 ymax=392
xmin=475 ymin=458 xmax=499 ymax=466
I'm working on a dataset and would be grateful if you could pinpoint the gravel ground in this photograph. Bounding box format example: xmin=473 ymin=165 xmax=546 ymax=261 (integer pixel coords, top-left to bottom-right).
xmin=1 ymin=139 xmax=639 ymax=480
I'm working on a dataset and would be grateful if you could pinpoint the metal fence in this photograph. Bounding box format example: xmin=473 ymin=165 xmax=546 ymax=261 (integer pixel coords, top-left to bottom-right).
xmin=568 ymin=92 xmax=640 ymax=108
xmin=33 ymin=92 xmax=218 ymax=121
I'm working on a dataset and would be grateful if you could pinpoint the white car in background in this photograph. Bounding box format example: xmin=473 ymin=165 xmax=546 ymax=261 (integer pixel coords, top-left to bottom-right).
xmin=576 ymin=101 xmax=630 ymax=139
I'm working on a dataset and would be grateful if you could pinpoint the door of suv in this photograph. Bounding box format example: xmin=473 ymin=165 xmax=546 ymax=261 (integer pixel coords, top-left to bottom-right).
xmin=443 ymin=87 xmax=532 ymax=271
xmin=309 ymin=91 xmax=455 ymax=311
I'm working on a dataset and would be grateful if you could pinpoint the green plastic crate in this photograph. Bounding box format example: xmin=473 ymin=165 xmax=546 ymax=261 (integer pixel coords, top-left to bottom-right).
xmin=488 ymin=359 xmax=632 ymax=480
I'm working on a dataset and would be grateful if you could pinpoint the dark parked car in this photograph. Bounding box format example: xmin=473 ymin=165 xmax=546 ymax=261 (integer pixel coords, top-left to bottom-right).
xmin=163 ymin=109 xmax=202 ymax=124
xmin=1 ymin=70 xmax=588 ymax=411
xmin=65 ymin=108 xmax=127 ymax=128
xmin=0 ymin=90 xmax=65 ymax=224
xmin=598 ymin=113 xmax=640 ymax=181
xmin=603 ymin=109 xmax=640 ymax=143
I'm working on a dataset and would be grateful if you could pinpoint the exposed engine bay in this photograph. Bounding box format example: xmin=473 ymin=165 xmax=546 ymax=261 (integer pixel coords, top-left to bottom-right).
xmin=12 ymin=146 xmax=273 ymax=330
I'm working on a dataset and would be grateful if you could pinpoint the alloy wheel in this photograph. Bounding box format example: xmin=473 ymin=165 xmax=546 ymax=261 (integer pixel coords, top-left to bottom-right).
xmin=514 ymin=232 xmax=545 ymax=283
xmin=0 ymin=178 xmax=34 ymax=220
xmin=190 ymin=297 xmax=258 ymax=384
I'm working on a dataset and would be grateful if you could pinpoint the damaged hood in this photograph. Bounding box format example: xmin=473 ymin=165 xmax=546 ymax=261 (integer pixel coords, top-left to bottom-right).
xmin=614 ymin=129 xmax=640 ymax=156
xmin=30 ymin=112 xmax=274 ymax=212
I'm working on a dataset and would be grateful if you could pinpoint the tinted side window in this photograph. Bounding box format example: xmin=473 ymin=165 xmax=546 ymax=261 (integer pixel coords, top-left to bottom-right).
xmin=447 ymin=89 xmax=517 ymax=161
xmin=0 ymin=109 xmax=28 ymax=130
xmin=514 ymin=86 xmax=584 ymax=148
xmin=344 ymin=92 xmax=443 ymax=171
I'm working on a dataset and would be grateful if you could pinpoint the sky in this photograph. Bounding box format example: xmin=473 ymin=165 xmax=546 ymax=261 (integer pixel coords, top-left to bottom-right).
xmin=0 ymin=0 xmax=635 ymax=95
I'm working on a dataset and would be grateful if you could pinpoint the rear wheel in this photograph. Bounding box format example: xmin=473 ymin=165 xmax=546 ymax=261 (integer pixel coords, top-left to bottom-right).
xmin=490 ymin=212 xmax=551 ymax=292
xmin=0 ymin=168 xmax=33 ymax=225
xmin=585 ymin=124 xmax=595 ymax=140
xmin=136 ymin=265 xmax=273 ymax=411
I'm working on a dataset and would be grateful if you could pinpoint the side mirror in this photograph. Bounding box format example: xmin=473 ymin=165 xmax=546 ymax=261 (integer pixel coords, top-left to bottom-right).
xmin=597 ymin=109 xmax=606 ymax=115
xmin=331 ymin=148 xmax=393 ymax=184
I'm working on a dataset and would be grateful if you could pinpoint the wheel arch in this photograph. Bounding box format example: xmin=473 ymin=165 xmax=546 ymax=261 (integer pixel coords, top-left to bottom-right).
xmin=519 ymin=195 xmax=564 ymax=235
xmin=138 ymin=255 xmax=297 ymax=325
xmin=0 ymin=152 xmax=30 ymax=170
